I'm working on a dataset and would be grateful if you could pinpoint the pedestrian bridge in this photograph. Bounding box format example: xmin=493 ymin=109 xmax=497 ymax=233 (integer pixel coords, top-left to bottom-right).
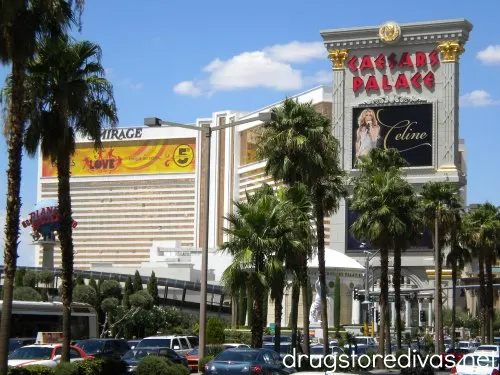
xmin=0 ymin=266 xmax=231 ymax=316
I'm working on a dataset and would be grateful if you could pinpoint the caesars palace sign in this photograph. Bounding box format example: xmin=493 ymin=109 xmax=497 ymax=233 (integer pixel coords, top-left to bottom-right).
xmin=348 ymin=50 xmax=438 ymax=92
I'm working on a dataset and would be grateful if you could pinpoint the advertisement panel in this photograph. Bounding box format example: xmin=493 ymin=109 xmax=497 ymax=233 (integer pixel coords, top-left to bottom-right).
xmin=352 ymin=104 xmax=433 ymax=168
xmin=42 ymin=138 xmax=196 ymax=177
xmin=346 ymin=204 xmax=433 ymax=252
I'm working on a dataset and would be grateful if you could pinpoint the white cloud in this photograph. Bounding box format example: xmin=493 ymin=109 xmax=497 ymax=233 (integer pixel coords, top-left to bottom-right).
xmin=460 ymin=90 xmax=500 ymax=107
xmin=304 ymin=70 xmax=331 ymax=86
xmin=263 ymin=41 xmax=325 ymax=63
xmin=477 ymin=45 xmax=500 ymax=65
xmin=120 ymin=79 xmax=143 ymax=90
xmin=173 ymin=41 xmax=327 ymax=97
xmin=205 ymin=51 xmax=303 ymax=91
xmin=173 ymin=81 xmax=203 ymax=97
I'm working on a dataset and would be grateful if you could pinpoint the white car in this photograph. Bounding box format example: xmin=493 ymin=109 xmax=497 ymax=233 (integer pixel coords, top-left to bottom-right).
xmin=8 ymin=344 xmax=90 ymax=368
xmin=475 ymin=345 xmax=500 ymax=356
xmin=453 ymin=352 xmax=500 ymax=375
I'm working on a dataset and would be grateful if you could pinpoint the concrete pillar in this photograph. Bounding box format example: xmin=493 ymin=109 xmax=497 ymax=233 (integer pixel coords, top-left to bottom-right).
xmin=41 ymin=241 xmax=55 ymax=268
xmin=405 ymin=299 xmax=411 ymax=328
xmin=427 ymin=298 xmax=434 ymax=332
xmin=418 ymin=299 xmax=424 ymax=328
xmin=391 ymin=301 xmax=396 ymax=327
xmin=373 ymin=302 xmax=379 ymax=335
xmin=352 ymin=292 xmax=361 ymax=324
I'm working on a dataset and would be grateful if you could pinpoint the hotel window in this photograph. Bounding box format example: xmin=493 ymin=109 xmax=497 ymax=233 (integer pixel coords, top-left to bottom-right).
xmin=240 ymin=126 xmax=263 ymax=166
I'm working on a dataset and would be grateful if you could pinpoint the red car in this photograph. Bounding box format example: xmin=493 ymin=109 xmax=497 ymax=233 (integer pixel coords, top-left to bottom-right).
xmin=8 ymin=344 xmax=92 ymax=368
xmin=441 ymin=348 xmax=470 ymax=368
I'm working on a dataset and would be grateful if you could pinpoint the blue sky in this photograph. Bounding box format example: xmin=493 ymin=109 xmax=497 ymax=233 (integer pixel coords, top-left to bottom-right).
xmin=1 ymin=0 xmax=499 ymax=266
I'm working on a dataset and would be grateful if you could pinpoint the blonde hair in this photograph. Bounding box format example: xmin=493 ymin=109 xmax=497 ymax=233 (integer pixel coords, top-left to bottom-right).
xmin=357 ymin=108 xmax=378 ymax=128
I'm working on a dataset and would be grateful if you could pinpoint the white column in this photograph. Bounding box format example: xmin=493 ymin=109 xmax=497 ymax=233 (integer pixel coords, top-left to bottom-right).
xmin=352 ymin=292 xmax=361 ymax=324
xmin=428 ymin=298 xmax=433 ymax=331
xmin=391 ymin=302 xmax=396 ymax=327
xmin=405 ymin=299 xmax=411 ymax=328
xmin=418 ymin=299 xmax=424 ymax=328
xmin=41 ymin=241 xmax=55 ymax=268
xmin=373 ymin=302 xmax=379 ymax=335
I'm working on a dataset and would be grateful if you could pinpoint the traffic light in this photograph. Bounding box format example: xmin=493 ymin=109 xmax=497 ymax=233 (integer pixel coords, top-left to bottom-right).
xmin=420 ymin=310 xmax=426 ymax=322
xmin=376 ymin=311 xmax=380 ymax=323
xmin=354 ymin=288 xmax=359 ymax=300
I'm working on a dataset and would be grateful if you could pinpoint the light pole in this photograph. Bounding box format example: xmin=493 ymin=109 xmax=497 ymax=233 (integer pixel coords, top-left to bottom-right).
xmin=362 ymin=250 xmax=380 ymax=337
xmin=144 ymin=112 xmax=274 ymax=359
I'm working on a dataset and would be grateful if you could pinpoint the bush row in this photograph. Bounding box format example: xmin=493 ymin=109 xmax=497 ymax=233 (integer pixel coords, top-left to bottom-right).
xmin=7 ymin=357 xmax=190 ymax=375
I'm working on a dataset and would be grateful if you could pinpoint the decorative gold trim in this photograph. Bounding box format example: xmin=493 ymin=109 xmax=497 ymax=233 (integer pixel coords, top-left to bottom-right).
xmin=328 ymin=49 xmax=349 ymax=70
xmin=438 ymin=41 xmax=465 ymax=62
xmin=379 ymin=21 xmax=401 ymax=43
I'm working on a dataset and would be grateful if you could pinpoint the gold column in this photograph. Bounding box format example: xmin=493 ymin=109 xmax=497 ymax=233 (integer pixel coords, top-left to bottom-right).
xmin=328 ymin=49 xmax=349 ymax=70
xmin=437 ymin=41 xmax=465 ymax=62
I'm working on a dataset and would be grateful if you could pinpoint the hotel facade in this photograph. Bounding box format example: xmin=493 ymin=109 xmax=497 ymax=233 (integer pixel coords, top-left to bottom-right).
xmin=36 ymin=19 xmax=474 ymax=328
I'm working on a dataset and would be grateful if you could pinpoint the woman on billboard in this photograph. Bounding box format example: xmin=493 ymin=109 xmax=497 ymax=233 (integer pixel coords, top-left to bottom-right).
xmin=355 ymin=108 xmax=381 ymax=163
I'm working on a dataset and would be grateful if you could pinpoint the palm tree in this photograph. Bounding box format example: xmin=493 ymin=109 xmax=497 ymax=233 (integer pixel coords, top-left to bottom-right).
xmin=15 ymin=35 xmax=117 ymax=361
xmin=356 ymin=148 xmax=420 ymax=350
xmin=461 ymin=203 xmax=500 ymax=344
xmin=258 ymin=98 xmax=346 ymax=355
xmin=420 ymin=182 xmax=462 ymax=353
xmin=221 ymin=185 xmax=289 ymax=348
xmin=446 ymin=214 xmax=470 ymax=350
xmin=0 ymin=1 xmax=83 ymax=369
xmin=351 ymin=151 xmax=417 ymax=359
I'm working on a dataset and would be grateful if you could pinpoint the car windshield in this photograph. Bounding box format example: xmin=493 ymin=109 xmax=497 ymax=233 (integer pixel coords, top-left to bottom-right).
xmin=189 ymin=347 xmax=199 ymax=355
xmin=310 ymin=347 xmax=324 ymax=355
xmin=459 ymin=342 xmax=470 ymax=348
xmin=215 ymin=350 xmax=259 ymax=362
xmin=8 ymin=347 xmax=53 ymax=360
xmin=136 ymin=339 xmax=171 ymax=348
xmin=123 ymin=348 xmax=159 ymax=360
xmin=474 ymin=356 xmax=499 ymax=367
xmin=75 ymin=340 xmax=104 ymax=354
xmin=355 ymin=338 xmax=367 ymax=344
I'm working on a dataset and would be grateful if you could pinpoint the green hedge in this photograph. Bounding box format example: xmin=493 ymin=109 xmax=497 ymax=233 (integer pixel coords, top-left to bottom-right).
xmin=8 ymin=365 xmax=54 ymax=375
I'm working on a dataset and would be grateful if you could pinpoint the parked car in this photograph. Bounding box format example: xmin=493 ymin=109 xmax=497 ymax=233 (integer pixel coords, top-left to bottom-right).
xmin=136 ymin=335 xmax=193 ymax=356
xmin=475 ymin=345 xmax=500 ymax=356
xmin=8 ymin=344 xmax=91 ymax=368
xmin=8 ymin=338 xmax=35 ymax=354
xmin=441 ymin=348 xmax=471 ymax=368
xmin=186 ymin=344 xmax=250 ymax=372
xmin=263 ymin=335 xmax=292 ymax=343
xmin=309 ymin=345 xmax=344 ymax=367
xmin=204 ymin=348 xmax=294 ymax=375
xmin=452 ymin=352 xmax=499 ymax=375
xmin=122 ymin=347 xmax=188 ymax=374
xmin=74 ymin=338 xmax=130 ymax=360
xmin=127 ymin=340 xmax=140 ymax=349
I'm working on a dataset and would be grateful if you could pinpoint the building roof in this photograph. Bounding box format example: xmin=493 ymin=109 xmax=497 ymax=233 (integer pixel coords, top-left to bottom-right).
xmin=308 ymin=248 xmax=364 ymax=270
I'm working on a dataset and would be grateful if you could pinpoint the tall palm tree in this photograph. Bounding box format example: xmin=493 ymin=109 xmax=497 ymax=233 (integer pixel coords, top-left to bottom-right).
xmin=351 ymin=152 xmax=417 ymax=359
xmin=221 ymin=185 xmax=289 ymax=348
xmin=446 ymin=214 xmax=470 ymax=350
xmin=356 ymin=148 xmax=420 ymax=350
xmin=461 ymin=203 xmax=500 ymax=344
xmin=258 ymin=98 xmax=346 ymax=355
xmin=15 ymin=35 xmax=117 ymax=361
xmin=420 ymin=182 xmax=462 ymax=353
xmin=0 ymin=1 xmax=83 ymax=369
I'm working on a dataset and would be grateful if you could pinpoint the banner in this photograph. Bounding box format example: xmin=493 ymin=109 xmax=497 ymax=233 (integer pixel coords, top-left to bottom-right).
xmin=42 ymin=138 xmax=196 ymax=177
xmin=352 ymin=104 xmax=433 ymax=168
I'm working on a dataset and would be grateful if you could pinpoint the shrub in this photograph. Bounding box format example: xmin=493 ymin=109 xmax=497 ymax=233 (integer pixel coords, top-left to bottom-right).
xmin=206 ymin=317 xmax=225 ymax=344
xmin=73 ymin=358 xmax=106 ymax=375
xmin=13 ymin=286 xmax=42 ymax=301
xmin=8 ymin=367 xmax=31 ymax=375
xmin=54 ymin=363 xmax=78 ymax=375
xmin=167 ymin=364 xmax=190 ymax=375
xmin=136 ymin=356 xmax=171 ymax=375
xmin=199 ymin=355 xmax=214 ymax=373
xmin=20 ymin=365 xmax=54 ymax=375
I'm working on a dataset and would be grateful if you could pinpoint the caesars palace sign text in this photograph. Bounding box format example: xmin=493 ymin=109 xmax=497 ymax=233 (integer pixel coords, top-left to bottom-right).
xmin=348 ymin=50 xmax=439 ymax=92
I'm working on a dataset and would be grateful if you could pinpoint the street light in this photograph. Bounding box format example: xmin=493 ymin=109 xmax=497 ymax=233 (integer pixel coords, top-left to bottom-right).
xmin=144 ymin=112 xmax=275 ymax=359
xmin=362 ymin=250 xmax=380 ymax=337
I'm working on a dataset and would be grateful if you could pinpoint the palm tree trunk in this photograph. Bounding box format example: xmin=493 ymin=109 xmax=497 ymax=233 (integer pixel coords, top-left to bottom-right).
xmin=378 ymin=248 xmax=388 ymax=367
xmin=301 ymin=257 xmax=310 ymax=356
xmin=451 ymin=263 xmax=457 ymax=349
xmin=485 ymin=259 xmax=494 ymax=344
xmin=315 ymin=205 xmax=329 ymax=355
xmin=231 ymin=295 xmax=237 ymax=329
xmin=478 ymin=253 xmax=486 ymax=344
xmin=434 ymin=213 xmax=442 ymax=354
xmin=251 ymin=274 xmax=264 ymax=348
xmin=247 ymin=284 xmax=253 ymax=327
xmin=290 ymin=282 xmax=300 ymax=352
xmin=274 ymin=288 xmax=283 ymax=353
xmin=0 ymin=60 xmax=26 ymax=375
xmin=438 ymin=244 xmax=444 ymax=354
xmin=57 ymin=148 xmax=75 ymax=363
xmin=394 ymin=247 xmax=402 ymax=350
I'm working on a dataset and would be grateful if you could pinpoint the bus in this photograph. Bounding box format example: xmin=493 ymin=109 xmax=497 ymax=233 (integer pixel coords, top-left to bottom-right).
xmin=1 ymin=300 xmax=98 ymax=339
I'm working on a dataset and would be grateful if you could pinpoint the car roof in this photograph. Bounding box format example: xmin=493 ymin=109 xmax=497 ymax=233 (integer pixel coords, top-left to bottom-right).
xmin=21 ymin=344 xmax=60 ymax=348
xmin=131 ymin=346 xmax=171 ymax=350
xmin=141 ymin=336 xmax=183 ymax=339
